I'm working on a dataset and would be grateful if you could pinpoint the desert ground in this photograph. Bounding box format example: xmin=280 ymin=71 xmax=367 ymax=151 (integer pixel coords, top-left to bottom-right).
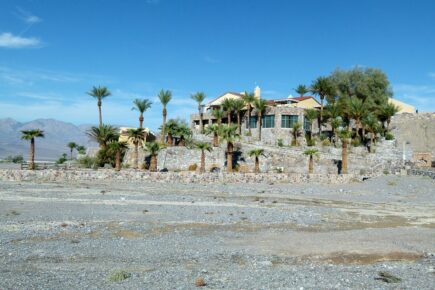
xmin=0 ymin=175 xmax=434 ymax=289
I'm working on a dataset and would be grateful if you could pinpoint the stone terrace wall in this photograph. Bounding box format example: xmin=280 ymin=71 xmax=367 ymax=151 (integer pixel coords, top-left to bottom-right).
xmin=0 ymin=169 xmax=366 ymax=184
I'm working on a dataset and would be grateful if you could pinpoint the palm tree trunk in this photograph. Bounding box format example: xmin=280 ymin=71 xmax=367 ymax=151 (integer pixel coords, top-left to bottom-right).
xmin=150 ymin=155 xmax=157 ymax=172
xmin=198 ymin=106 xmax=203 ymax=134
xmin=247 ymin=106 xmax=251 ymax=135
xmin=319 ymin=97 xmax=324 ymax=135
xmin=134 ymin=144 xmax=139 ymax=169
xmin=161 ymin=108 xmax=167 ymax=143
xmin=258 ymin=112 xmax=262 ymax=141
xmin=342 ymin=141 xmax=348 ymax=174
xmin=227 ymin=142 xmax=233 ymax=172
xmin=139 ymin=114 xmax=144 ymax=129
xmin=308 ymin=156 xmax=314 ymax=174
xmin=237 ymin=112 xmax=241 ymax=135
xmin=179 ymin=137 xmax=185 ymax=147
xmin=200 ymin=150 xmax=205 ymax=173
xmin=255 ymin=157 xmax=260 ymax=174
xmin=115 ymin=150 xmax=121 ymax=171
xmin=29 ymin=138 xmax=35 ymax=170
xmin=98 ymin=101 xmax=103 ymax=127
xmin=70 ymin=149 xmax=73 ymax=161
xmin=386 ymin=119 xmax=391 ymax=133
xmin=227 ymin=111 xmax=231 ymax=126
xmin=167 ymin=133 xmax=173 ymax=146
xmin=213 ymin=133 xmax=219 ymax=147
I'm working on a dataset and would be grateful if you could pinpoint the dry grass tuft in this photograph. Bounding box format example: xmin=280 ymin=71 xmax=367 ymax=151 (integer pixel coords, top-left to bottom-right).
xmin=195 ymin=277 xmax=206 ymax=287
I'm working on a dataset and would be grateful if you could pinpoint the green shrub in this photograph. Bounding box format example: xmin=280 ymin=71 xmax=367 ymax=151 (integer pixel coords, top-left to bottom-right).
xmin=351 ymin=137 xmax=361 ymax=147
xmin=306 ymin=136 xmax=315 ymax=147
xmin=108 ymin=270 xmax=131 ymax=282
xmin=78 ymin=156 xmax=98 ymax=169
xmin=188 ymin=164 xmax=197 ymax=171
xmin=56 ymin=153 xmax=68 ymax=165
xmin=319 ymin=133 xmax=328 ymax=141
xmin=385 ymin=132 xmax=394 ymax=140
xmin=4 ymin=155 xmax=24 ymax=163
xmin=277 ymin=139 xmax=284 ymax=147
xmin=245 ymin=131 xmax=252 ymax=137
xmin=321 ymin=139 xmax=331 ymax=146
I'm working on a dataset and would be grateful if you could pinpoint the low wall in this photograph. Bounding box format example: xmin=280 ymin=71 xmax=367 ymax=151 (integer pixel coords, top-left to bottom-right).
xmin=0 ymin=169 xmax=366 ymax=184
xmin=409 ymin=168 xmax=435 ymax=180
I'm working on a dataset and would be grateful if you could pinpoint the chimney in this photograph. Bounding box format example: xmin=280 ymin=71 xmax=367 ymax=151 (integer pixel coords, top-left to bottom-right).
xmin=254 ymin=86 xmax=261 ymax=99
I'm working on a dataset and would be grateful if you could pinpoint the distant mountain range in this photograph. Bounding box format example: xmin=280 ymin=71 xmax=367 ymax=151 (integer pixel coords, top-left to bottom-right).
xmin=0 ymin=118 xmax=99 ymax=161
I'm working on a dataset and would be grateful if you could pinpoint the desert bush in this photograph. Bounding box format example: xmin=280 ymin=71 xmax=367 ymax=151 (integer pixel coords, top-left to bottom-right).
xmin=195 ymin=277 xmax=206 ymax=287
xmin=385 ymin=132 xmax=394 ymax=140
xmin=108 ymin=270 xmax=131 ymax=282
xmin=321 ymin=139 xmax=331 ymax=146
xmin=351 ymin=137 xmax=362 ymax=147
xmin=4 ymin=155 xmax=24 ymax=163
xmin=277 ymin=139 xmax=284 ymax=147
xmin=56 ymin=153 xmax=68 ymax=164
xmin=78 ymin=156 xmax=98 ymax=169
xmin=188 ymin=163 xmax=198 ymax=171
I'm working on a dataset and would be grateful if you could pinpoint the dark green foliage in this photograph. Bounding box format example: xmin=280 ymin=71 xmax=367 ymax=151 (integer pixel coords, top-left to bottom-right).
xmin=375 ymin=271 xmax=401 ymax=283
xmin=4 ymin=155 xmax=24 ymax=163
xmin=56 ymin=153 xmax=68 ymax=164
xmin=385 ymin=132 xmax=394 ymax=140
xmin=78 ymin=156 xmax=98 ymax=169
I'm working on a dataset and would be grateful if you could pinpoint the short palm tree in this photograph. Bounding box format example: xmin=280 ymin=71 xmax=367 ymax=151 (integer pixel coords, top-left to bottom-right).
xmin=158 ymin=89 xmax=172 ymax=143
xmin=242 ymin=92 xmax=256 ymax=135
xmin=324 ymin=102 xmax=342 ymax=144
xmin=291 ymin=122 xmax=303 ymax=146
xmin=204 ymin=124 xmax=221 ymax=147
xmin=175 ymin=123 xmax=192 ymax=146
xmin=191 ymin=92 xmax=206 ymax=133
xmin=211 ymin=107 xmax=224 ymax=125
xmin=222 ymin=98 xmax=234 ymax=126
xmin=338 ymin=129 xmax=351 ymax=174
xmin=87 ymin=86 xmax=111 ymax=127
xmin=21 ymin=129 xmax=44 ymax=170
xmin=87 ymin=125 xmax=119 ymax=149
xmin=132 ymin=98 xmax=152 ymax=129
xmin=348 ymin=97 xmax=371 ymax=138
xmin=248 ymin=148 xmax=265 ymax=174
xmin=295 ymin=84 xmax=309 ymax=97
xmin=362 ymin=114 xmax=381 ymax=151
xmin=304 ymin=109 xmax=318 ymax=138
xmin=377 ymin=102 xmax=399 ymax=134
xmin=253 ymin=98 xmax=267 ymax=141
xmin=67 ymin=142 xmax=77 ymax=160
xmin=144 ymin=142 xmax=164 ymax=172
xmin=163 ymin=119 xmax=179 ymax=146
xmin=107 ymin=141 xmax=128 ymax=171
xmin=303 ymin=149 xmax=319 ymax=174
xmin=232 ymin=99 xmax=245 ymax=135
xmin=195 ymin=142 xmax=212 ymax=173
xmin=219 ymin=124 xmax=240 ymax=172
xmin=127 ymin=128 xmax=146 ymax=169
xmin=76 ymin=145 xmax=87 ymax=155
xmin=310 ymin=77 xmax=334 ymax=133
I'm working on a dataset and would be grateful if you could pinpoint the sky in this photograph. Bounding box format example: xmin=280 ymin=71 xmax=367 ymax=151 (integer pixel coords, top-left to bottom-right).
xmin=0 ymin=0 xmax=434 ymax=131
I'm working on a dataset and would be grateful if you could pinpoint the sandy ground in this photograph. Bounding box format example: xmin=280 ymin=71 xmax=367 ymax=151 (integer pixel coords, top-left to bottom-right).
xmin=0 ymin=175 xmax=434 ymax=289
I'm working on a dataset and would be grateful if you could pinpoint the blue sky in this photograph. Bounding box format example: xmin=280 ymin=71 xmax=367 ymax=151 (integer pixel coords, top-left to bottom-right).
xmin=1 ymin=0 xmax=434 ymax=130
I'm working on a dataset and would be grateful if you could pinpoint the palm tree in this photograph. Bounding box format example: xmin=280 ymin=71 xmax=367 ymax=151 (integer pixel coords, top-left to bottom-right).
xmin=304 ymin=109 xmax=318 ymax=138
xmin=87 ymin=125 xmax=119 ymax=149
xmin=218 ymin=124 xmax=240 ymax=172
xmin=132 ymin=98 xmax=152 ymax=129
xmin=248 ymin=149 xmax=265 ymax=174
xmin=107 ymin=141 xmax=128 ymax=171
xmin=242 ymin=92 xmax=256 ymax=135
xmin=291 ymin=122 xmax=303 ymax=146
xmin=348 ymin=96 xmax=371 ymax=138
xmin=377 ymin=102 xmax=399 ymax=134
xmin=67 ymin=142 xmax=77 ymax=160
xmin=338 ymin=129 xmax=351 ymax=174
xmin=295 ymin=84 xmax=309 ymax=97
xmin=204 ymin=124 xmax=221 ymax=147
xmin=21 ymin=129 xmax=44 ymax=170
xmin=232 ymin=99 xmax=245 ymax=135
xmin=158 ymin=89 xmax=172 ymax=143
xmin=87 ymin=86 xmax=111 ymax=127
xmin=175 ymin=122 xmax=192 ymax=146
xmin=253 ymin=98 xmax=267 ymax=141
xmin=76 ymin=145 xmax=87 ymax=155
xmin=163 ymin=119 xmax=179 ymax=146
xmin=303 ymin=149 xmax=319 ymax=174
xmin=191 ymin=92 xmax=206 ymax=133
xmin=222 ymin=98 xmax=234 ymax=126
xmin=144 ymin=142 xmax=164 ymax=172
xmin=310 ymin=77 xmax=334 ymax=134
xmin=211 ymin=107 xmax=224 ymax=125
xmin=195 ymin=142 xmax=212 ymax=173
xmin=324 ymin=103 xmax=342 ymax=144
xmin=362 ymin=114 xmax=380 ymax=151
xmin=127 ymin=128 xmax=146 ymax=169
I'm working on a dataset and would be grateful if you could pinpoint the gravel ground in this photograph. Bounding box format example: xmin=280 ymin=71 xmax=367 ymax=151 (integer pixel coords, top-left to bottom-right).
xmin=0 ymin=175 xmax=434 ymax=289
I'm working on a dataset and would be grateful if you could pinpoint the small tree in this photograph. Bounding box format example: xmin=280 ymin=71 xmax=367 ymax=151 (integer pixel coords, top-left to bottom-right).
xmin=253 ymin=98 xmax=267 ymax=141
xmin=295 ymin=84 xmax=309 ymax=97
xmin=191 ymin=92 xmax=206 ymax=133
xmin=218 ymin=124 xmax=240 ymax=172
xmin=222 ymin=98 xmax=234 ymax=126
xmin=242 ymin=92 xmax=256 ymax=135
xmin=303 ymin=149 xmax=319 ymax=174
xmin=144 ymin=142 xmax=165 ymax=172
xmin=67 ymin=142 xmax=77 ymax=160
xmin=132 ymin=98 xmax=152 ymax=129
xmin=127 ymin=128 xmax=146 ymax=169
xmin=211 ymin=107 xmax=224 ymax=125
xmin=291 ymin=122 xmax=303 ymax=146
xmin=21 ymin=129 xmax=45 ymax=170
xmin=195 ymin=142 xmax=212 ymax=173
xmin=248 ymin=149 xmax=265 ymax=174
xmin=232 ymin=99 xmax=245 ymax=135
xmin=107 ymin=141 xmax=128 ymax=171
xmin=87 ymin=125 xmax=119 ymax=149
xmin=304 ymin=109 xmax=318 ymax=138
xmin=76 ymin=145 xmax=87 ymax=155
xmin=204 ymin=124 xmax=221 ymax=147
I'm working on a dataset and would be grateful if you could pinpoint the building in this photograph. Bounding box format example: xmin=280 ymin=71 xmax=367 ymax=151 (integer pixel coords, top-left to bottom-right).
xmin=388 ymin=98 xmax=416 ymax=114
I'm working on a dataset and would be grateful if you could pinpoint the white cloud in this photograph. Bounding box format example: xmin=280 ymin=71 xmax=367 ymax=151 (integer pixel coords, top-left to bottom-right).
xmin=0 ymin=32 xmax=41 ymax=48
xmin=203 ymin=55 xmax=220 ymax=64
xmin=15 ymin=7 xmax=42 ymax=24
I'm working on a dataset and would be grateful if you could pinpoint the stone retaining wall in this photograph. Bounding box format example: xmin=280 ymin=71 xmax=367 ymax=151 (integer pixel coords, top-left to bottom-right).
xmin=409 ymin=168 xmax=435 ymax=180
xmin=0 ymin=169 xmax=366 ymax=184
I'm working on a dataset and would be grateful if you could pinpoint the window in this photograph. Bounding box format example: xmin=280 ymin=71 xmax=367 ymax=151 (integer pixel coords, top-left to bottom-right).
xmin=246 ymin=116 xmax=257 ymax=129
xmin=304 ymin=118 xmax=311 ymax=131
xmin=262 ymin=115 xmax=275 ymax=128
xmin=281 ymin=115 xmax=298 ymax=128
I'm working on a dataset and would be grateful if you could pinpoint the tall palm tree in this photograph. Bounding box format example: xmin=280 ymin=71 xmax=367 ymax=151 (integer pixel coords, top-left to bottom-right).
xmin=253 ymin=98 xmax=267 ymax=141
xmin=291 ymin=122 xmax=303 ymax=146
xmin=338 ymin=129 xmax=351 ymax=174
xmin=222 ymin=98 xmax=234 ymax=126
xmin=21 ymin=129 xmax=44 ymax=170
xmin=295 ymin=84 xmax=309 ymax=97
xmin=310 ymin=77 xmax=334 ymax=134
xmin=127 ymin=128 xmax=146 ymax=169
xmin=211 ymin=107 xmax=224 ymax=125
xmin=191 ymin=92 xmax=206 ymax=133
xmin=248 ymin=148 xmax=265 ymax=174
xmin=303 ymin=149 xmax=319 ymax=174
xmin=87 ymin=125 xmax=119 ymax=149
xmin=304 ymin=109 xmax=318 ymax=138
xmin=195 ymin=142 xmax=212 ymax=173
xmin=232 ymin=99 xmax=245 ymax=135
xmin=87 ymin=86 xmax=111 ymax=127
xmin=158 ymin=89 xmax=172 ymax=143
xmin=218 ymin=124 xmax=240 ymax=172
xmin=107 ymin=141 xmax=128 ymax=171
xmin=144 ymin=142 xmax=164 ymax=172
xmin=242 ymin=92 xmax=256 ymax=135
xmin=377 ymin=102 xmax=399 ymax=134
xmin=67 ymin=142 xmax=77 ymax=160
xmin=204 ymin=124 xmax=221 ymax=147
xmin=132 ymin=98 xmax=152 ymax=129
